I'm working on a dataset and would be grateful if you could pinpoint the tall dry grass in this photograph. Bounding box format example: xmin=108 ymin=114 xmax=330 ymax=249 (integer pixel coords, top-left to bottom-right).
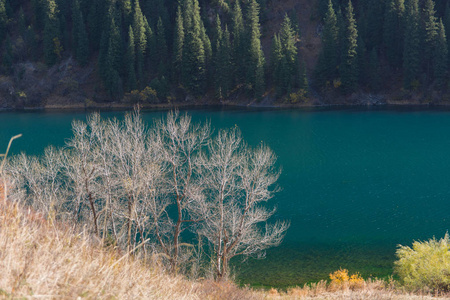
xmin=2 ymin=182 xmax=450 ymax=299
xmin=0 ymin=187 xmax=260 ymax=299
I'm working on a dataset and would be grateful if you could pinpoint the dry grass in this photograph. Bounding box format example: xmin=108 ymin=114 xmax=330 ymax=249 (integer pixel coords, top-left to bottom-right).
xmin=259 ymin=279 xmax=448 ymax=299
xmin=1 ymin=178 xmax=449 ymax=300
xmin=0 ymin=179 xmax=259 ymax=299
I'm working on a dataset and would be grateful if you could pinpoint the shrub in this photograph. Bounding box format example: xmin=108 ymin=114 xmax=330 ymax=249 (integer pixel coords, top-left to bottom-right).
xmin=329 ymin=268 xmax=364 ymax=290
xmin=394 ymin=233 xmax=450 ymax=292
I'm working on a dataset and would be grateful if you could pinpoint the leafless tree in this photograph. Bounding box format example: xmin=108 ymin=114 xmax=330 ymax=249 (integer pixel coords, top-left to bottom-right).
xmin=8 ymin=147 xmax=68 ymax=219
xmin=196 ymin=128 xmax=290 ymax=279
xmin=5 ymin=110 xmax=288 ymax=279
xmin=150 ymin=111 xmax=211 ymax=272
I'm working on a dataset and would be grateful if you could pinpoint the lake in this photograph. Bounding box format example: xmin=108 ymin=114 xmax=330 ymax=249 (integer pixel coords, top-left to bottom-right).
xmin=2 ymin=107 xmax=450 ymax=288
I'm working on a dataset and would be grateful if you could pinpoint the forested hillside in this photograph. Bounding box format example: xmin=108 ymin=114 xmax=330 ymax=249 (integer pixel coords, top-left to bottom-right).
xmin=0 ymin=0 xmax=449 ymax=108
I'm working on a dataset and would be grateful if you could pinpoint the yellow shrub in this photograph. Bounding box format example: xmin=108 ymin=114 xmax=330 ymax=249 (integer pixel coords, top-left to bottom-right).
xmin=329 ymin=269 xmax=365 ymax=291
xmin=330 ymin=268 xmax=349 ymax=284
xmin=395 ymin=233 xmax=450 ymax=292
xmin=349 ymin=273 xmax=365 ymax=289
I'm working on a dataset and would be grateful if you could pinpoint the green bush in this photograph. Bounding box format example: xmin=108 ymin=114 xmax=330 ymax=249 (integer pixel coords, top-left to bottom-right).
xmin=394 ymin=233 xmax=450 ymax=292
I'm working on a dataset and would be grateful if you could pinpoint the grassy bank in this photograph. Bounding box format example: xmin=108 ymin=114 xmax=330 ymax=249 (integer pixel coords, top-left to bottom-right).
xmin=1 ymin=181 xmax=448 ymax=299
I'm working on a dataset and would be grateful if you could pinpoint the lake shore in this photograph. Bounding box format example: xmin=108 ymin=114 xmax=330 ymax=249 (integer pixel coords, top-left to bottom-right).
xmin=3 ymin=96 xmax=450 ymax=111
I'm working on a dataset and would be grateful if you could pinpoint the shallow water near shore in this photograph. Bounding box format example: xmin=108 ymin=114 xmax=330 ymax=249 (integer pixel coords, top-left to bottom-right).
xmin=2 ymin=107 xmax=450 ymax=287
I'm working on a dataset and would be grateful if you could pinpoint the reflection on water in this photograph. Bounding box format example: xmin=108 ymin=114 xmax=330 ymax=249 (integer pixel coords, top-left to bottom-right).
xmin=2 ymin=107 xmax=450 ymax=287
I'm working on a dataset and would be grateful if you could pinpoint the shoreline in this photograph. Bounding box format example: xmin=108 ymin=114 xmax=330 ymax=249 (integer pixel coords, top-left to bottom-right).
xmin=3 ymin=98 xmax=450 ymax=112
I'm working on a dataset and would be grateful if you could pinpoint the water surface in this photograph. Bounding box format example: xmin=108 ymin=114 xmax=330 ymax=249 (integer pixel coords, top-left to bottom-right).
xmin=2 ymin=107 xmax=450 ymax=287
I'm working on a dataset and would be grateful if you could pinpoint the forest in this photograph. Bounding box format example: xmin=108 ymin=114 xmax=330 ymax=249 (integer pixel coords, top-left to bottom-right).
xmin=0 ymin=0 xmax=449 ymax=105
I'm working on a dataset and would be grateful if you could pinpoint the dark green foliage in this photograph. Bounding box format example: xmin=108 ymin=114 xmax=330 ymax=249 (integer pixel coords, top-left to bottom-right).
xmin=125 ymin=26 xmax=137 ymax=92
xmin=339 ymin=0 xmax=358 ymax=94
xmin=271 ymin=15 xmax=302 ymax=96
xmin=76 ymin=13 xmax=89 ymax=66
xmin=423 ymin=0 xmax=438 ymax=80
xmin=434 ymin=19 xmax=448 ymax=89
xmin=357 ymin=35 xmax=367 ymax=86
xmin=368 ymin=48 xmax=381 ymax=91
xmin=214 ymin=17 xmax=231 ymax=99
xmin=149 ymin=76 xmax=169 ymax=101
xmin=280 ymin=15 xmax=299 ymax=89
xmin=232 ymin=0 xmax=245 ymax=85
xmin=363 ymin=0 xmax=385 ymax=50
xmin=2 ymin=0 xmax=450 ymax=102
xmin=87 ymin=0 xmax=106 ymax=52
xmin=445 ymin=2 xmax=450 ymax=68
xmin=403 ymin=0 xmax=421 ymax=89
xmin=315 ymin=0 xmax=339 ymax=88
xmin=173 ymin=6 xmax=184 ymax=84
xmin=270 ymin=34 xmax=283 ymax=94
xmin=299 ymin=60 xmax=308 ymax=91
xmin=132 ymin=0 xmax=147 ymax=88
xmin=2 ymin=35 xmax=13 ymax=74
xmin=72 ymin=0 xmax=88 ymax=65
xmin=156 ymin=17 xmax=168 ymax=75
xmin=0 ymin=0 xmax=7 ymax=44
xmin=25 ymin=25 xmax=38 ymax=60
xmin=143 ymin=17 xmax=154 ymax=70
xmin=182 ymin=0 xmax=206 ymax=95
xmin=245 ymin=0 xmax=265 ymax=98
xmin=99 ymin=8 xmax=122 ymax=97
xmin=43 ymin=0 xmax=62 ymax=65
xmin=383 ymin=0 xmax=405 ymax=68
xmin=18 ymin=7 xmax=27 ymax=37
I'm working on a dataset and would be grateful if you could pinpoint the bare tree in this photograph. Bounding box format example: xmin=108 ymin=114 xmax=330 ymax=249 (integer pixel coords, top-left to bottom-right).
xmin=8 ymin=147 xmax=68 ymax=219
xmin=5 ymin=110 xmax=288 ymax=279
xmin=196 ymin=128 xmax=290 ymax=279
xmin=150 ymin=111 xmax=211 ymax=272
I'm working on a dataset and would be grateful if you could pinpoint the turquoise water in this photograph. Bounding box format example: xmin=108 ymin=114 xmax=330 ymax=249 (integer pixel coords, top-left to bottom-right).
xmin=2 ymin=107 xmax=450 ymax=287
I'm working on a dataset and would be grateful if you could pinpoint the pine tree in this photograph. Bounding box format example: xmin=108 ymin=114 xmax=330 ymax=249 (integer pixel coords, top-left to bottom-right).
xmin=214 ymin=15 xmax=223 ymax=98
xmin=299 ymin=60 xmax=308 ymax=91
xmin=132 ymin=0 xmax=147 ymax=88
xmin=0 ymin=0 xmax=7 ymax=44
xmin=173 ymin=6 xmax=184 ymax=84
xmin=364 ymin=0 xmax=385 ymax=49
xmin=72 ymin=0 xmax=81 ymax=56
xmin=444 ymin=2 xmax=450 ymax=67
xmin=434 ymin=19 xmax=448 ymax=89
xmin=2 ymin=35 xmax=13 ymax=74
xmin=222 ymin=26 xmax=232 ymax=96
xmin=232 ymin=0 xmax=245 ymax=85
xmin=125 ymin=25 xmax=137 ymax=92
xmin=25 ymin=25 xmax=38 ymax=60
xmin=403 ymin=0 xmax=421 ymax=89
xmin=279 ymin=15 xmax=299 ymax=91
xmin=43 ymin=0 xmax=62 ymax=65
xmin=143 ymin=16 xmax=155 ymax=70
xmin=357 ymin=34 xmax=367 ymax=86
xmin=200 ymin=20 xmax=212 ymax=86
xmin=98 ymin=6 xmax=122 ymax=97
xmin=246 ymin=0 xmax=265 ymax=98
xmin=72 ymin=0 xmax=88 ymax=65
xmin=182 ymin=0 xmax=206 ymax=95
xmin=156 ymin=17 xmax=167 ymax=75
xmin=339 ymin=0 xmax=358 ymax=94
xmin=31 ymin=0 xmax=45 ymax=30
xmin=18 ymin=6 xmax=26 ymax=38
xmin=383 ymin=0 xmax=405 ymax=68
xmin=87 ymin=0 xmax=106 ymax=51
xmin=315 ymin=0 xmax=339 ymax=88
xmin=423 ymin=0 xmax=438 ymax=81
xmin=270 ymin=34 xmax=283 ymax=92
xmin=214 ymin=17 xmax=231 ymax=99
xmin=77 ymin=12 xmax=89 ymax=66
xmin=368 ymin=48 xmax=381 ymax=91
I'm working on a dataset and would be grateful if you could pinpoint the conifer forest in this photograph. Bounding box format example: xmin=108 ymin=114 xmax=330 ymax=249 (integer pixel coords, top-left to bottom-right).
xmin=1 ymin=0 xmax=450 ymax=106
